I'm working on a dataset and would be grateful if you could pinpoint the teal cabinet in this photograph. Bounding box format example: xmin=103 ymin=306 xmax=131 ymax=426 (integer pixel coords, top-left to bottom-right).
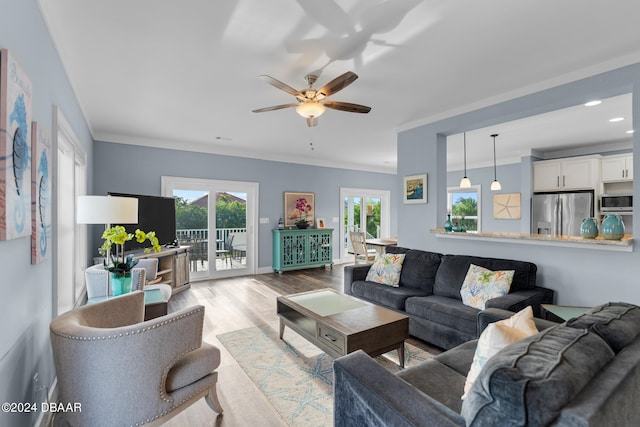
xmin=272 ymin=228 xmax=333 ymax=274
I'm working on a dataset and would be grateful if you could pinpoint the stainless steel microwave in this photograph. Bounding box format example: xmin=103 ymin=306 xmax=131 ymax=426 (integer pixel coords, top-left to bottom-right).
xmin=601 ymin=194 xmax=633 ymax=212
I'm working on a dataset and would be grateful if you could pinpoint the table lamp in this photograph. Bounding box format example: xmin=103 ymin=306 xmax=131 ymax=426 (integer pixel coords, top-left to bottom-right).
xmin=77 ymin=195 xmax=138 ymax=296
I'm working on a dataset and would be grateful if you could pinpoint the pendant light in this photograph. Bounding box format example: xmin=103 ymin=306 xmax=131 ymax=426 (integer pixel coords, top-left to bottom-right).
xmin=459 ymin=132 xmax=471 ymax=188
xmin=490 ymin=133 xmax=502 ymax=191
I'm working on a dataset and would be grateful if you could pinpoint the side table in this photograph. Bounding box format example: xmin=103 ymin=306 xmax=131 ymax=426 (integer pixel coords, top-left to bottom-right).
xmin=541 ymin=304 xmax=591 ymax=322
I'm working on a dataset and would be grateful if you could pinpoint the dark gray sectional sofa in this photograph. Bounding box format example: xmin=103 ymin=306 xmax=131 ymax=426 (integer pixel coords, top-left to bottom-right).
xmin=343 ymin=246 xmax=555 ymax=349
xmin=334 ymin=303 xmax=640 ymax=426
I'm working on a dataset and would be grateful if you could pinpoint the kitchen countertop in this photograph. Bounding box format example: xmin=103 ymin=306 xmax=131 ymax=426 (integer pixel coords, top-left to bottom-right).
xmin=430 ymin=228 xmax=633 ymax=251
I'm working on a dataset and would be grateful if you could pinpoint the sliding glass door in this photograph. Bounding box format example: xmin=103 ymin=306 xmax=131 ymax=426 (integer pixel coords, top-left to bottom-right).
xmin=162 ymin=177 xmax=257 ymax=280
xmin=340 ymin=188 xmax=390 ymax=263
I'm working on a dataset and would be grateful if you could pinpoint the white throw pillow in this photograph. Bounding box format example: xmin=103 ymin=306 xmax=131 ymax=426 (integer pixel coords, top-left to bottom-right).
xmin=365 ymin=253 xmax=405 ymax=287
xmin=462 ymin=306 xmax=538 ymax=399
xmin=460 ymin=264 xmax=514 ymax=309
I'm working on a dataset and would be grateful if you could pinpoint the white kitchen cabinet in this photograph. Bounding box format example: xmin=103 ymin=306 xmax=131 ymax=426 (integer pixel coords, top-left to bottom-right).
xmin=533 ymin=156 xmax=600 ymax=192
xmin=601 ymin=154 xmax=633 ymax=182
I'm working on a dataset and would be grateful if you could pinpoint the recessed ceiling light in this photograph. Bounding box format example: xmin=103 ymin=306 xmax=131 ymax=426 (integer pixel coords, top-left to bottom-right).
xmin=609 ymin=117 xmax=624 ymax=122
xmin=584 ymin=100 xmax=602 ymax=107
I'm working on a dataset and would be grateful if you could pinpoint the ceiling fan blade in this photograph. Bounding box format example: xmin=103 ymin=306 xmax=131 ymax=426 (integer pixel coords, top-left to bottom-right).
xmin=252 ymin=104 xmax=298 ymax=113
xmin=324 ymin=101 xmax=371 ymax=113
xmin=306 ymin=117 xmax=317 ymax=127
xmin=259 ymin=75 xmax=302 ymax=97
xmin=316 ymin=71 xmax=358 ymax=98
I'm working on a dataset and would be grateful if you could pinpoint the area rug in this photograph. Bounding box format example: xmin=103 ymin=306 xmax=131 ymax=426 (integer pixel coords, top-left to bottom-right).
xmin=217 ymin=321 xmax=432 ymax=427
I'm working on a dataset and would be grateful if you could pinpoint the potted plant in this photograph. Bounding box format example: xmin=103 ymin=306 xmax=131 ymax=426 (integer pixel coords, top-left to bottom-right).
xmin=294 ymin=197 xmax=313 ymax=229
xmin=100 ymin=226 xmax=162 ymax=295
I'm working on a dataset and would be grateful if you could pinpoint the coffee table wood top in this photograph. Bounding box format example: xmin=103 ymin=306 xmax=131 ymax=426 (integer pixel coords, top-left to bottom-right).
xmin=277 ymin=288 xmax=409 ymax=365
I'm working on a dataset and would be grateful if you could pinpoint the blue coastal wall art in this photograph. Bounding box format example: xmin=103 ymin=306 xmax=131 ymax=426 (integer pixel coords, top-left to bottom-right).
xmin=31 ymin=122 xmax=51 ymax=263
xmin=0 ymin=48 xmax=32 ymax=241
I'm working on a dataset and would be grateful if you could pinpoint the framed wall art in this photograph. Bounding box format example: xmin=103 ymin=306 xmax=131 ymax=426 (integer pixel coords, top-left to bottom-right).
xmin=284 ymin=192 xmax=315 ymax=227
xmin=0 ymin=48 xmax=32 ymax=240
xmin=403 ymin=174 xmax=427 ymax=204
xmin=316 ymin=218 xmax=326 ymax=229
xmin=31 ymin=122 xmax=52 ymax=263
xmin=493 ymin=193 xmax=521 ymax=219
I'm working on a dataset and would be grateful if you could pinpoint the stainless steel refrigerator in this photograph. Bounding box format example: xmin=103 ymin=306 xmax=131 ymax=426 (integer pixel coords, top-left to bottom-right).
xmin=531 ymin=190 xmax=594 ymax=236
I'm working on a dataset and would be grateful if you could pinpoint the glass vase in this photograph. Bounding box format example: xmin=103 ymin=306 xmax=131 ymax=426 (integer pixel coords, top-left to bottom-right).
xmin=444 ymin=214 xmax=452 ymax=232
xmin=110 ymin=271 xmax=132 ymax=296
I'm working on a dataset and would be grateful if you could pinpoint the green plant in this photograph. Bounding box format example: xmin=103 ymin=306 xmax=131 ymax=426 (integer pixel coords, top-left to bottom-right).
xmin=100 ymin=226 xmax=161 ymax=274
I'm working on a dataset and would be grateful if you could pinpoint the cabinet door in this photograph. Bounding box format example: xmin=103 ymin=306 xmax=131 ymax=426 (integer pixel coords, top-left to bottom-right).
xmin=626 ymin=155 xmax=633 ymax=180
xmin=601 ymin=155 xmax=627 ymax=182
xmin=175 ymin=251 xmax=189 ymax=287
xmin=561 ymin=158 xmax=594 ymax=190
xmin=533 ymin=161 xmax=561 ymax=191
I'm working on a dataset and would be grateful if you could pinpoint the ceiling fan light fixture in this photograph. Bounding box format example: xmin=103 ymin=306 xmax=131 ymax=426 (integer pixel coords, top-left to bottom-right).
xmin=296 ymin=102 xmax=326 ymax=118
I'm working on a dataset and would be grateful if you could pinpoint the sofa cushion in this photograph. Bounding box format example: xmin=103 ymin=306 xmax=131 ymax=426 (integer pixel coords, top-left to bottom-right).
xmin=463 ymin=306 xmax=538 ymax=398
xmin=461 ymin=325 xmax=615 ymax=426
xmin=365 ymin=253 xmax=405 ymax=287
xmin=405 ymin=295 xmax=478 ymax=338
xmin=434 ymin=255 xmax=537 ymax=300
xmin=397 ymin=359 xmax=466 ymax=414
xmin=433 ymin=339 xmax=478 ymax=376
xmin=460 ymin=264 xmax=514 ymax=309
xmin=386 ymin=247 xmax=442 ymax=291
xmin=566 ymin=302 xmax=640 ymax=353
xmin=350 ymin=280 xmax=430 ymax=311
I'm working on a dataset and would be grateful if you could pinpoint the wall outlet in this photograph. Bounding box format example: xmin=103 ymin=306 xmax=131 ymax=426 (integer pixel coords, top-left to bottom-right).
xmin=259 ymin=217 xmax=269 ymax=224
xmin=332 ymin=217 xmax=339 ymax=223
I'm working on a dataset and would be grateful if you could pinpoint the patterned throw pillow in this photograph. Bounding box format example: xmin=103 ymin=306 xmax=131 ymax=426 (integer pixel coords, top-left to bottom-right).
xmin=460 ymin=264 xmax=514 ymax=309
xmin=462 ymin=306 xmax=538 ymax=399
xmin=365 ymin=253 xmax=406 ymax=287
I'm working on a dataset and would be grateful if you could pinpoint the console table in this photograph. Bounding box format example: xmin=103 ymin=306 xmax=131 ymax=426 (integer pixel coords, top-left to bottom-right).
xmin=133 ymin=246 xmax=190 ymax=293
xmin=272 ymin=228 xmax=333 ymax=274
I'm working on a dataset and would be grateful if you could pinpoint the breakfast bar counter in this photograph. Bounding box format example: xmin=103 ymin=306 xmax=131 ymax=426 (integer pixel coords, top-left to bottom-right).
xmin=430 ymin=228 xmax=633 ymax=252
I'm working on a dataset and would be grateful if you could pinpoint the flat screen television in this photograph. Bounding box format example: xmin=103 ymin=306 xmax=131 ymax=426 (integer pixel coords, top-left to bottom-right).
xmin=108 ymin=192 xmax=177 ymax=251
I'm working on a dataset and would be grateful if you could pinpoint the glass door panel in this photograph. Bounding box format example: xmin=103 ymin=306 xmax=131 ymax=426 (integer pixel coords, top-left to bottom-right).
xmin=215 ymin=191 xmax=247 ymax=272
xmin=343 ymin=196 xmax=362 ymax=254
xmin=340 ymin=188 xmax=390 ymax=263
xmin=173 ymin=189 xmax=210 ymax=280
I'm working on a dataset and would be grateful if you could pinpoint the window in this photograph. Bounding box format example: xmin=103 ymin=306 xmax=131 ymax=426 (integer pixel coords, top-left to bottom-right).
xmin=447 ymin=185 xmax=481 ymax=232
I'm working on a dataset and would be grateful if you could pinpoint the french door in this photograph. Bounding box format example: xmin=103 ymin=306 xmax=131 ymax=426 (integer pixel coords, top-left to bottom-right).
xmin=161 ymin=176 xmax=257 ymax=280
xmin=340 ymin=188 xmax=390 ymax=263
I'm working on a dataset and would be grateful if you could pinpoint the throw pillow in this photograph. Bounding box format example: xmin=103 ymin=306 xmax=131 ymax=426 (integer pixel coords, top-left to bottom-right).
xmin=462 ymin=306 xmax=538 ymax=399
xmin=460 ymin=264 xmax=514 ymax=309
xmin=365 ymin=253 xmax=406 ymax=287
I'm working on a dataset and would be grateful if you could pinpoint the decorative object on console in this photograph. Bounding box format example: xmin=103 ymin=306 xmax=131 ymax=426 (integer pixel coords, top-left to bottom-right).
xmin=403 ymin=173 xmax=427 ymax=204
xmin=493 ymin=193 xmax=522 ymax=219
xmin=444 ymin=213 xmax=453 ymax=232
xmin=460 ymin=264 xmax=514 ymax=309
xmin=31 ymin=121 xmax=52 ymax=263
xmin=316 ymin=217 xmax=326 ymax=228
xmin=77 ymin=195 xmax=139 ymax=296
xmin=0 ymin=48 xmax=32 ymax=241
xmin=460 ymin=132 xmax=471 ymax=188
xmin=490 ymin=133 xmax=502 ymax=191
xmin=100 ymin=225 xmax=162 ymax=295
xmin=284 ymin=191 xmax=315 ymax=228
xmin=600 ymin=213 xmax=625 ymax=240
xmin=580 ymin=217 xmax=599 ymax=239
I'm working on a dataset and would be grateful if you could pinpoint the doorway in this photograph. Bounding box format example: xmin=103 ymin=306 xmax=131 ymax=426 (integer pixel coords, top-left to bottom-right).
xmin=340 ymin=188 xmax=390 ymax=263
xmin=161 ymin=176 xmax=258 ymax=279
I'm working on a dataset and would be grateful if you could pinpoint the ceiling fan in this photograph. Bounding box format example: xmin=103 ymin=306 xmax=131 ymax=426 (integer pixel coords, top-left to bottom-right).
xmin=252 ymin=71 xmax=371 ymax=127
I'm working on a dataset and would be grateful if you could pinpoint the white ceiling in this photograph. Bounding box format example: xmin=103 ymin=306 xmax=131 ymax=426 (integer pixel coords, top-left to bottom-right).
xmin=37 ymin=0 xmax=640 ymax=174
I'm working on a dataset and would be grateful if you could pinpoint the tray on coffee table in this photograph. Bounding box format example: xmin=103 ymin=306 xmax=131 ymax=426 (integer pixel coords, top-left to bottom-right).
xmin=277 ymin=288 xmax=409 ymax=367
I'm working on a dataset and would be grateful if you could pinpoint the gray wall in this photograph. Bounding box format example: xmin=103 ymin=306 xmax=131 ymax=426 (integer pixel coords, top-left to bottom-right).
xmin=93 ymin=141 xmax=398 ymax=269
xmin=398 ymin=64 xmax=640 ymax=306
xmin=0 ymin=1 xmax=94 ymax=426
xmin=447 ymin=163 xmax=524 ymax=233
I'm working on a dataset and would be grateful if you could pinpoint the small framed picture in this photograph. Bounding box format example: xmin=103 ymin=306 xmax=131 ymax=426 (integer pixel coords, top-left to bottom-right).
xmin=403 ymin=174 xmax=427 ymax=204
xmin=316 ymin=218 xmax=326 ymax=229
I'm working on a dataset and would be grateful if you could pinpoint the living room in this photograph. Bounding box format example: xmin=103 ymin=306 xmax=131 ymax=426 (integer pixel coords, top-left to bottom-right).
xmin=2 ymin=1 xmax=640 ymax=426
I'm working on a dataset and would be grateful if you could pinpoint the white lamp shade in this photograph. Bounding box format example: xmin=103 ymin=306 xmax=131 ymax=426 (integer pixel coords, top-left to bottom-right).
xmin=491 ymin=180 xmax=502 ymax=191
xmin=77 ymin=195 xmax=138 ymax=224
xmin=296 ymin=102 xmax=326 ymax=118
xmin=459 ymin=177 xmax=471 ymax=188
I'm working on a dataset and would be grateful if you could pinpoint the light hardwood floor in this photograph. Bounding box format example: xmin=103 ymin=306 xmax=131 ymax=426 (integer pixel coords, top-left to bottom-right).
xmin=163 ymin=264 xmax=438 ymax=426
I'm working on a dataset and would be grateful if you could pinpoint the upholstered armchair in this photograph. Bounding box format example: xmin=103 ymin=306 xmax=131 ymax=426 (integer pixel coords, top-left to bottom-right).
xmin=50 ymin=291 xmax=223 ymax=426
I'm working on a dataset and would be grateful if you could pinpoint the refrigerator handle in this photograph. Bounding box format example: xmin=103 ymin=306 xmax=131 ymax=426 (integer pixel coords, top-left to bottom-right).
xmin=554 ymin=198 xmax=561 ymax=235
xmin=558 ymin=200 xmax=563 ymax=235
